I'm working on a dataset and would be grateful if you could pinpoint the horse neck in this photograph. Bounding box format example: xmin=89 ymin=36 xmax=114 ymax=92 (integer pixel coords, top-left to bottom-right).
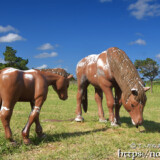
xmin=107 ymin=49 xmax=145 ymax=103
xmin=42 ymin=71 xmax=61 ymax=86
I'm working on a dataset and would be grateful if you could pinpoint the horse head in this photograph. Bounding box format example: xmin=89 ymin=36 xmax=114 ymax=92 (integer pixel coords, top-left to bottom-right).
xmin=122 ymin=87 xmax=150 ymax=127
xmin=52 ymin=74 xmax=73 ymax=100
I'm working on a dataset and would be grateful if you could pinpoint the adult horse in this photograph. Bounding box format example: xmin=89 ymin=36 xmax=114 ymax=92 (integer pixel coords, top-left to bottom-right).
xmin=0 ymin=67 xmax=73 ymax=144
xmin=75 ymin=47 xmax=150 ymax=127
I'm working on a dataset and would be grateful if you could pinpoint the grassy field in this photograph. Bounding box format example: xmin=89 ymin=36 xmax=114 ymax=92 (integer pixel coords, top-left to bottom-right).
xmin=0 ymin=82 xmax=160 ymax=160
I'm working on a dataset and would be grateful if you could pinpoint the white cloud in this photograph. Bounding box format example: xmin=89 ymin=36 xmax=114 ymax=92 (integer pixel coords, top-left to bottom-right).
xmin=38 ymin=43 xmax=54 ymax=50
xmin=0 ymin=25 xmax=18 ymax=33
xmin=34 ymin=52 xmax=58 ymax=58
xmin=128 ymin=0 xmax=160 ymax=19
xmin=155 ymin=54 xmax=160 ymax=60
xmin=130 ymin=38 xmax=146 ymax=45
xmin=36 ymin=64 xmax=48 ymax=69
xmin=0 ymin=58 xmax=6 ymax=64
xmin=100 ymin=0 xmax=112 ymax=2
xmin=0 ymin=33 xmax=25 ymax=43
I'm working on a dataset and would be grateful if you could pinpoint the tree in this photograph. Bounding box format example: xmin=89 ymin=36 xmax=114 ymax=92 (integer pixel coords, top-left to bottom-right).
xmin=0 ymin=46 xmax=28 ymax=70
xmin=134 ymin=58 xmax=159 ymax=93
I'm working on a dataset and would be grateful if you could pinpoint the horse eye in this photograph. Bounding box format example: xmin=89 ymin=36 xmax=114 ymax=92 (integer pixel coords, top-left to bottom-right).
xmin=131 ymin=104 xmax=135 ymax=108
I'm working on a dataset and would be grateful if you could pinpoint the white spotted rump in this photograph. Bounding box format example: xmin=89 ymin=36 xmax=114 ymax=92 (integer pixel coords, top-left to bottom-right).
xmin=2 ymin=68 xmax=36 ymax=75
xmin=24 ymin=74 xmax=33 ymax=80
xmin=2 ymin=68 xmax=18 ymax=74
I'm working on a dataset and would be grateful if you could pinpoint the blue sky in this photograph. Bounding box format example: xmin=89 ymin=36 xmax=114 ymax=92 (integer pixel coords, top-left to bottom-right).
xmin=0 ymin=0 xmax=160 ymax=76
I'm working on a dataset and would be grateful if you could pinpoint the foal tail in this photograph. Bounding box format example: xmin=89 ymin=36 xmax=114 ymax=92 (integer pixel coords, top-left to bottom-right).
xmin=82 ymin=87 xmax=88 ymax=113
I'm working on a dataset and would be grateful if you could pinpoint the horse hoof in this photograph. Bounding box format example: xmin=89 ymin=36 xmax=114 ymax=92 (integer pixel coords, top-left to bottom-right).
xmin=8 ymin=139 xmax=17 ymax=147
xmin=11 ymin=141 xmax=17 ymax=147
xmin=38 ymin=133 xmax=46 ymax=139
xmin=111 ymin=122 xmax=119 ymax=127
xmin=23 ymin=138 xmax=31 ymax=145
xmin=99 ymin=119 xmax=107 ymax=123
xmin=117 ymin=121 xmax=121 ymax=125
xmin=110 ymin=118 xmax=121 ymax=127
xmin=111 ymin=123 xmax=119 ymax=127
xmin=75 ymin=115 xmax=84 ymax=122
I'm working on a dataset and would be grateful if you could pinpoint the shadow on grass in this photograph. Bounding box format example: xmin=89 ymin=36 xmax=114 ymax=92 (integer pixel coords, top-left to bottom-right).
xmin=32 ymin=127 xmax=108 ymax=145
xmin=120 ymin=117 xmax=160 ymax=133
xmin=31 ymin=117 xmax=160 ymax=145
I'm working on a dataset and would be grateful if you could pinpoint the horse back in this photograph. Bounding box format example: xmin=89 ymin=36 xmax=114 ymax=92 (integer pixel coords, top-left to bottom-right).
xmin=0 ymin=68 xmax=38 ymax=101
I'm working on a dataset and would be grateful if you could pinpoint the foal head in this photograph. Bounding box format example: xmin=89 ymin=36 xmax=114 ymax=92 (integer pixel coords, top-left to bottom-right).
xmin=121 ymin=87 xmax=150 ymax=127
xmin=50 ymin=68 xmax=73 ymax=100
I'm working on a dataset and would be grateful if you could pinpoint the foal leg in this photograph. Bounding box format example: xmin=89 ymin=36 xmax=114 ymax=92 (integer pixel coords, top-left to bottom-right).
xmin=0 ymin=96 xmax=2 ymax=118
xmin=0 ymin=103 xmax=14 ymax=142
xmin=94 ymin=88 xmax=107 ymax=122
xmin=22 ymin=98 xmax=44 ymax=144
xmin=75 ymin=78 xmax=89 ymax=122
xmin=30 ymin=101 xmax=44 ymax=138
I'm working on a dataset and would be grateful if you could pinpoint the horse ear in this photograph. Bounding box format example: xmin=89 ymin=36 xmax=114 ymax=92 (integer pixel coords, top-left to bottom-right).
xmin=131 ymin=88 xmax=138 ymax=96
xmin=67 ymin=74 xmax=73 ymax=80
xmin=143 ymin=87 xmax=150 ymax=92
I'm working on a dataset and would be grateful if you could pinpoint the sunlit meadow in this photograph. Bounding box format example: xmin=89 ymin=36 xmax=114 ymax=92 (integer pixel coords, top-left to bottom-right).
xmin=0 ymin=82 xmax=160 ymax=160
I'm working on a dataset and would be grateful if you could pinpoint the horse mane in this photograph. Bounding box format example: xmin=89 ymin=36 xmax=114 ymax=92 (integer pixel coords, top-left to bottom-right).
xmin=107 ymin=47 xmax=146 ymax=104
xmin=41 ymin=68 xmax=69 ymax=78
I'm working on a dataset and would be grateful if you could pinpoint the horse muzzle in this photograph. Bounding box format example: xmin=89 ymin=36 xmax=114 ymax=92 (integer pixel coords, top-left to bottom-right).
xmin=59 ymin=96 xmax=68 ymax=100
xmin=131 ymin=119 xmax=143 ymax=127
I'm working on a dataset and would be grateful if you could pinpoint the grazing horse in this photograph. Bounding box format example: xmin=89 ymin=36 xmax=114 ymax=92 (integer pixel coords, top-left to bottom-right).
xmin=0 ymin=67 xmax=73 ymax=144
xmin=75 ymin=47 xmax=150 ymax=127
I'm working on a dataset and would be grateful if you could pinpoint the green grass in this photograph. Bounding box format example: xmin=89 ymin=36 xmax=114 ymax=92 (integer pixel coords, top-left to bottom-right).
xmin=0 ymin=82 xmax=160 ymax=160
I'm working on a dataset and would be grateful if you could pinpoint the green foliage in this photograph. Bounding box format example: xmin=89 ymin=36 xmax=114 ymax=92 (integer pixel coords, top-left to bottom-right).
xmin=0 ymin=63 xmax=5 ymax=70
xmin=0 ymin=46 xmax=28 ymax=70
xmin=134 ymin=58 xmax=159 ymax=81
xmin=134 ymin=58 xmax=159 ymax=93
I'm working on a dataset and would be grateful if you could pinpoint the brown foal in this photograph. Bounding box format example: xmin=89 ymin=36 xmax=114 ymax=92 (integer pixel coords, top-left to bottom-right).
xmin=0 ymin=67 xmax=73 ymax=144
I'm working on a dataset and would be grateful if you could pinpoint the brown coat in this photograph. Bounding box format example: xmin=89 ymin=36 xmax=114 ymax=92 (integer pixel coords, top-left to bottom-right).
xmin=0 ymin=67 xmax=73 ymax=144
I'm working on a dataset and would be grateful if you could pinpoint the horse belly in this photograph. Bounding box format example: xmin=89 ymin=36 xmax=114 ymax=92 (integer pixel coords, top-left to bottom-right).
xmin=18 ymin=88 xmax=34 ymax=101
xmin=18 ymin=82 xmax=35 ymax=101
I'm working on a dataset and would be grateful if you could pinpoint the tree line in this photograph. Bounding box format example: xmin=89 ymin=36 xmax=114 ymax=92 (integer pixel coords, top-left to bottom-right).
xmin=0 ymin=46 xmax=160 ymax=92
xmin=0 ymin=46 xmax=28 ymax=70
xmin=134 ymin=58 xmax=159 ymax=93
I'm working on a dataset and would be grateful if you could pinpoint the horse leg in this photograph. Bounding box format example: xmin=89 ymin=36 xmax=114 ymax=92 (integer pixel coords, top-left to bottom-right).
xmin=0 ymin=103 xmax=14 ymax=143
xmin=75 ymin=85 xmax=83 ymax=122
xmin=0 ymin=96 xmax=2 ymax=118
xmin=103 ymin=87 xmax=118 ymax=126
xmin=114 ymin=86 xmax=122 ymax=125
xmin=94 ymin=88 xmax=107 ymax=122
xmin=30 ymin=101 xmax=44 ymax=138
xmin=22 ymin=97 xmax=44 ymax=144
xmin=75 ymin=78 xmax=89 ymax=122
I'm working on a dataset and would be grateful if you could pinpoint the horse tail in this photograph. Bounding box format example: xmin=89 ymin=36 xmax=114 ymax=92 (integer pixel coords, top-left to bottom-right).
xmin=82 ymin=87 xmax=88 ymax=113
